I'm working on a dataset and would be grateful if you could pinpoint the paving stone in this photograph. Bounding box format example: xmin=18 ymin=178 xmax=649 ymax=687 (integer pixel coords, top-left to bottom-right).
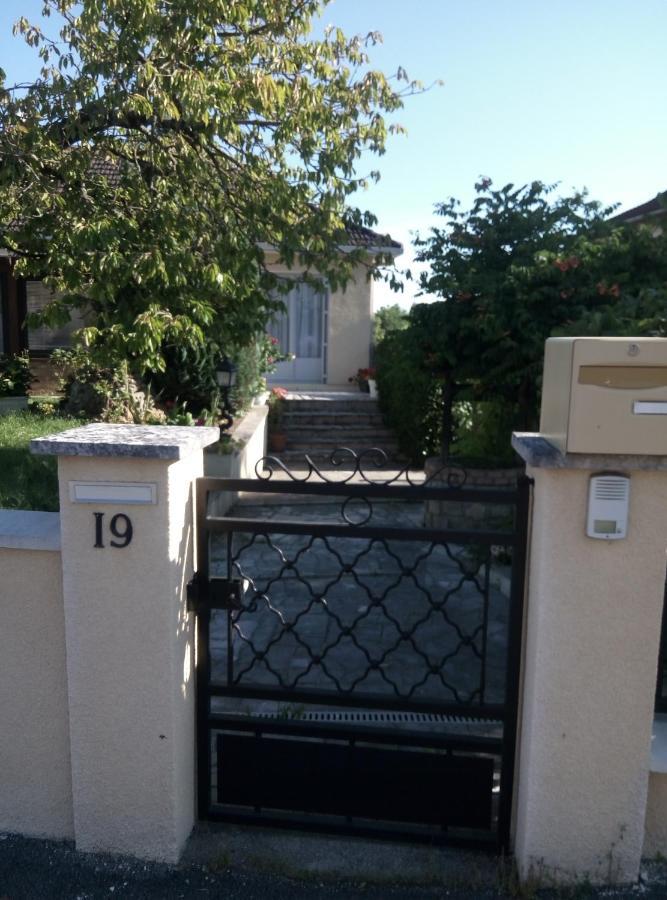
xmin=208 ymin=496 xmax=512 ymax=724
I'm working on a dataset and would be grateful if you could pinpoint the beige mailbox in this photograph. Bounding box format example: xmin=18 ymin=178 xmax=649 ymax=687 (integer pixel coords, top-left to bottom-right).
xmin=540 ymin=337 xmax=667 ymax=454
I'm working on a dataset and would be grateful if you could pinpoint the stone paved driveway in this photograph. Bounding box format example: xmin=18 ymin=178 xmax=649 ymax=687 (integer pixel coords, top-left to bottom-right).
xmin=209 ymin=495 xmax=513 ymax=733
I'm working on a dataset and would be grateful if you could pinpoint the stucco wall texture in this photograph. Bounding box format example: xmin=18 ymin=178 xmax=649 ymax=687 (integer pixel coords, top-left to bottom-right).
xmin=514 ymin=467 xmax=667 ymax=884
xmin=57 ymin=452 xmax=200 ymax=863
xmin=326 ymin=267 xmax=373 ymax=385
xmin=0 ymin=544 xmax=74 ymax=840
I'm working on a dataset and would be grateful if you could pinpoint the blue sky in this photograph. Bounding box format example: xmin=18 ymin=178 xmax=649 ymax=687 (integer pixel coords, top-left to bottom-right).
xmin=2 ymin=1 xmax=666 ymax=308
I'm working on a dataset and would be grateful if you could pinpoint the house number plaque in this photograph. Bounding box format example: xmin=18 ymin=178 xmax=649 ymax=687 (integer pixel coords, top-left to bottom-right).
xmin=93 ymin=512 xmax=133 ymax=549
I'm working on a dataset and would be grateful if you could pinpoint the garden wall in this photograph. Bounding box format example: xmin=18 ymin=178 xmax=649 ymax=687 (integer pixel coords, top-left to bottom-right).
xmin=644 ymin=718 xmax=667 ymax=857
xmin=0 ymin=510 xmax=73 ymax=840
xmin=3 ymin=419 xmax=667 ymax=883
xmin=205 ymin=405 xmax=267 ymax=514
xmin=423 ymin=457 xmax=524 ymax=531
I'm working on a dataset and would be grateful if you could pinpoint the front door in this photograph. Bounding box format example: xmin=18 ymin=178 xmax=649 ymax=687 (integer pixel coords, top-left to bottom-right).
xmin=268 ymin=282 xmax=326 ymax=383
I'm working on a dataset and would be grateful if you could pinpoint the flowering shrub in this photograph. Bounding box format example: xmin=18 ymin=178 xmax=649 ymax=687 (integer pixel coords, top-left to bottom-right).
xmin=0 ymin=352 xmax=33 ymax=397
xmin=259 ymin=333 xmax=294 ymax=375
xmin=227 ymin=334 xmax=294 ymax=413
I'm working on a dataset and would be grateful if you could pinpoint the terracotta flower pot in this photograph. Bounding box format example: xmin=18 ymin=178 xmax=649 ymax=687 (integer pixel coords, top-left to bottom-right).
xmin=268 ymin=432 xmax=288 ymax=453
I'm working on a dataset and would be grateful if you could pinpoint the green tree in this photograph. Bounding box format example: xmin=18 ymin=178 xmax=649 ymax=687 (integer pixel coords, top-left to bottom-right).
xmin=413 ymin=178 xmax=667 ymax=446
xmin=0 ymin=1 xmax=416 ymax=375
xmin=372 ymin=302 xmax=408 ymax=345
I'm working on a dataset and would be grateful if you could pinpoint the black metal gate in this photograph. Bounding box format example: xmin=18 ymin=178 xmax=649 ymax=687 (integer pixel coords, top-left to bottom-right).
xmin=189 ymin=452 xmax=531 ymax=849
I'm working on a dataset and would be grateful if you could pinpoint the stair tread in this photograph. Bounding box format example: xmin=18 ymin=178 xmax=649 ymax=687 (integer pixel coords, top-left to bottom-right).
xmin=275 ymin=448 xmax=406 ymax=459
xmin=271 ymin=396 xmax=401 ymax=458
xmin=283 ymin=409 xmax=382 ymax=416
xmin=283 ymin=402 xmax=380 ymax=410
xmin=283 ymin=426 xmax=395 ymax=434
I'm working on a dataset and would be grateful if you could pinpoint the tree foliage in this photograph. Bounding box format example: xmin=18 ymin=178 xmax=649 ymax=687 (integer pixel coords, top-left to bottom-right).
xmin=372 ymin=302 xmax=408 ymax=344
xmin=0 ymin=0 xmax=415 ymax=373
xmin=413 ymin=178 xmax=667 ymax=431
xmin=376 ymin=179 xmax=667 ymax=462
xmin=375 ymin=324 xmax=442 ymax=463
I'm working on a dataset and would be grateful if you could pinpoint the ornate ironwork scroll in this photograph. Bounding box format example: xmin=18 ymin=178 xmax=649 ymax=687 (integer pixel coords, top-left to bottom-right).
xmin=255 ymin=446 xmax=469 ymax=487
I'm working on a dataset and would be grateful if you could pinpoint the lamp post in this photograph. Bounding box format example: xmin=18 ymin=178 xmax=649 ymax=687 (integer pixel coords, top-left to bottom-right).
xmin=215 ymin=356 xmax=237 ymax=435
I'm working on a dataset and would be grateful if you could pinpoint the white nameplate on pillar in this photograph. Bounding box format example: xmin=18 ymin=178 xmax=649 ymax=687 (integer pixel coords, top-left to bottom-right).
xmin=68 ymin=482 xmax=158 ymax=505
xmin=633 ymin=401 xmax=667 ymax=415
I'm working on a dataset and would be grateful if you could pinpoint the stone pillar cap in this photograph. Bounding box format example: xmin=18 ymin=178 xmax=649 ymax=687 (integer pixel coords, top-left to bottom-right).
xmin=31 ymin=423 xmax=220 ymax=461
xmin=512 ymin=431 xmax=667 ymax=471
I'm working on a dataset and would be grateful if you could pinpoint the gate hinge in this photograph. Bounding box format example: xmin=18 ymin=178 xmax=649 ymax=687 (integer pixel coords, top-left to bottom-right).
xmin=186 ymin=572 xmax=243 ymax=612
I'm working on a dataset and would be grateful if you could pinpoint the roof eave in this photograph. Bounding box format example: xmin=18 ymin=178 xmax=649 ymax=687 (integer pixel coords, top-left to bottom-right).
xmin=613 ymin=207 xmax=666 ymax=224
xmin=258 ymin=241 xmax=403 ymax=259
xmin=339 ymin=243 xmax=403 ymax=258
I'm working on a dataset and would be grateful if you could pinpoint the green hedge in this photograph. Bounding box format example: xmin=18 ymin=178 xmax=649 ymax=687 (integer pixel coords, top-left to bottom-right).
xmin=375 ymin=328 xmax=443 ymax=463
xmin=375 ymin=327 xmax=518 ymax=466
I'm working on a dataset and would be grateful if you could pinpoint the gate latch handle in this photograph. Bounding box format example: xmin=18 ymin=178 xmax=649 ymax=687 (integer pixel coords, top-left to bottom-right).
xmin=186 ymin=572 xmax=243 ymax=612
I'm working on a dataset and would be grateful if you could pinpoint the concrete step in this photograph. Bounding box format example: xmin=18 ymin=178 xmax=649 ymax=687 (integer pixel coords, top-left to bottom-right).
xmin=273 ymin=448 xmax=407 ymax=465
xmin=283 ymin=399 xmax=379 ymax=413
xmin=271 ymin=394 xmax=402 ymax=463
xmin=283 ymin=426 xmax=397 ymax=440
xmin=284 ymin=439 xmax=402 ymax=452
xmin=282 ymin=412 xmax=386 ymax=427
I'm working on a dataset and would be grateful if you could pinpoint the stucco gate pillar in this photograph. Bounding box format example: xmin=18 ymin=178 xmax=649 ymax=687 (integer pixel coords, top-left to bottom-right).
xmin=511 ymin=433 xmax=667 ymax=885
xmin=32 ymin=423 xmax=219 ymax=863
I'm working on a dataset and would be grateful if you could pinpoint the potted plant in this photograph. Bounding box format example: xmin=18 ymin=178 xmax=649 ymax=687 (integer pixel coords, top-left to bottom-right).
xmin=348 ymin=367 xmax=376 ymax=394
xmin=0 ymin=352 xmax=33 ymax=414
xmin=267 ymin=386 xmax=288 ymax=452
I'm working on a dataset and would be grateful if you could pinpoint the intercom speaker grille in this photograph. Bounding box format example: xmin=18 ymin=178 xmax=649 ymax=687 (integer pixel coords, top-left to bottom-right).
xmin=593 ymin=476 xmax=630 ymax=501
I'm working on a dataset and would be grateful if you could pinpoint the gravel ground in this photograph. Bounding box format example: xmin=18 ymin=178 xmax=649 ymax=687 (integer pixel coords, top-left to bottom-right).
xmin=0 ymin=833 xmax=486 ymax=899
xmin=3 ymin=833 xmax=667 ymax=900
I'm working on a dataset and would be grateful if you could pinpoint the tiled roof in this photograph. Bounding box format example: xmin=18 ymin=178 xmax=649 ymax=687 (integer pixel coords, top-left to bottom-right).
xmin=341 ymin=222 xmax=402 ymax=252
xmin=31 ymin=155 xmax=402 ymax=251
xmin=88 ymin=156 xmax=123 ymax=186
xmin=611 ymin=192 xmax=667 ymax=223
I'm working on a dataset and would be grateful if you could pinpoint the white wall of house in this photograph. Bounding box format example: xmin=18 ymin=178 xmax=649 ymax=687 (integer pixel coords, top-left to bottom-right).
xmin=326 ymin=265 xmax=374 ymax=386
xmin=21 ymin=256 xmax=381 ymax=389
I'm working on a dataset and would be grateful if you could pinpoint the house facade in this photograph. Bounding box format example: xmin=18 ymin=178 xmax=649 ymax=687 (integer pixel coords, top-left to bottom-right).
xmin=611 ymin=191 xmax=667 ymax=233
xmin=264 ymin=225 xmax=401 ymax=388
xmin=0 ymin=226 xmax=401 ymax=391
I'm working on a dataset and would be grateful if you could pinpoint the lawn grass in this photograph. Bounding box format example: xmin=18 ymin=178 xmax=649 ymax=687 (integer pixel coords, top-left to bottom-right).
xmin=0 ymin=410 xmax=82 ymax=511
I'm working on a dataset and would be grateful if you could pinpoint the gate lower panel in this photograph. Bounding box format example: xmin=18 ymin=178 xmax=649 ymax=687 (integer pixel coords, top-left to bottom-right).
xmin=209 ymin=717 xmax=499 ymax=842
